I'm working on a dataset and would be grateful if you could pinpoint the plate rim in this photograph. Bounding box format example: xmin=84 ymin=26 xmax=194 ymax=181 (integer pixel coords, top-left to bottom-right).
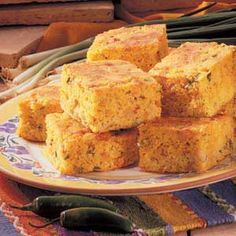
xmin=0 ymin=157 xmax=236 ymax=195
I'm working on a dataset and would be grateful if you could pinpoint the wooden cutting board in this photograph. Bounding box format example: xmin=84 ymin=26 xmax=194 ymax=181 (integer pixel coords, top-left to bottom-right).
xmin=0 ymin=1 xmax=114 ymax=25
xmin=0 ymin=26 xmax=46 ymax=68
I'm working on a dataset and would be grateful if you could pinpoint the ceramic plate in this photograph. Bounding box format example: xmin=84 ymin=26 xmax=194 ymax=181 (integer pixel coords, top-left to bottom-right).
xmin=0 ymin=92 xmax=236 ymax=195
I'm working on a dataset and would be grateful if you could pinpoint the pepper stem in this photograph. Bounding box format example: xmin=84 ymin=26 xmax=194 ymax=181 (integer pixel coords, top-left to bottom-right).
xmin=9 ymin=203 xmax=34 ymax=211
xmin=29 ymin=218 xmax=60 ymax=228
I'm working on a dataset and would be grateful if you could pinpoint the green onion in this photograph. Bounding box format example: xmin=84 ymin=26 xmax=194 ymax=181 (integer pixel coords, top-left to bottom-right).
xmin=167 ymin=26 xmax=197 ymax=33
xmin=0 ymin=50 xmax=87 ymax=99
xmin=168 ymin=23 xmax=236 ymax=39
xmin=216 ymin=7 xmax=236 ymax=13
xmin=18 ymin=49 xmax=87 ymax=93
xmin=207 ymin=16 xmax=236 ymax=26
xmin=18 ymin=45 xmax=74 ymax=69
xmin=131 ymin=11 xmax=236 ymax=28
xmin=13 ymin=37 xmax=93 ymax=85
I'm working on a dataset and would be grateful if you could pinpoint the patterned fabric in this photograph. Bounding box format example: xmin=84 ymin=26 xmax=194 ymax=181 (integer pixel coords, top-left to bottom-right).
xmin=0 ymin=174 xmax=235 ymax=236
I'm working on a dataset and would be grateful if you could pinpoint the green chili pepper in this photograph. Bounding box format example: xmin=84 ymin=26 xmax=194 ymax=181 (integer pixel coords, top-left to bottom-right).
xmin=10 ymin=195 xmax=116 ymax=218
xmin=30 ymin=207 xmax=134 ymax=233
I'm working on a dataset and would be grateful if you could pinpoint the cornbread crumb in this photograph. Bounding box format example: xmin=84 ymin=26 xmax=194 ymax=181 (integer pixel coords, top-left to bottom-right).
xmin=46 ymin=113 xmax=138 ymax=175
xmin=17 ymin=85 xmax=63 ymax=142
xmin=149 ymin=42 xmax=235 ymax=117
xmin=87 ymin=24 xmax=168 ymax=71
xmin=61 ymin=60 xmax=161 ymax=133
xmin=138 ymin=116 xmax=234 ymax=173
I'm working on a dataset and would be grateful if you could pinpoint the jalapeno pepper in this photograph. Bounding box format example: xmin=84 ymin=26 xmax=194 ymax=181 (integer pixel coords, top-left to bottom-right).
xmin=11 ymin=195 xmax=116 ymax=218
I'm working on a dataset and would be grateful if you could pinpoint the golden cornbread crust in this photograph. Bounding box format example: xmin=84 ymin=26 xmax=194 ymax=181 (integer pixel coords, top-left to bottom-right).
xmin=138 ymin=116 xmax=234 ymax=173
xmin=17 ymin=85 xmax=63 ymax=142
xmin=46 ymin=113 xmax=138 ymax=175
xmin=87 ymin=24 xmax=168 ymax=71
xmin=149 ymin=42 xmax=235 ymax=117
xmin=61 ymin=60 xmax=161 ymax=133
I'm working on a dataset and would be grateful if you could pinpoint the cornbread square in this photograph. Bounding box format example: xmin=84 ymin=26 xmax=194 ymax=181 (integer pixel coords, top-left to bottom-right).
xmin=61 ymin=60 xmax=161 ymax=133
xmin=46 ymin=113 xmax=138 ymax=175
xmin=87 ymin=24 xmax=168 ymax=71
xmin=219 ymin=97 xmax=236 ymax=117
xmin=149 ymin=42 xmax=235 ymax=117
xmin=138 ymin=116 xmax=234 ymax=173
xmin=17 ymin=85 xmax=63 ymax=142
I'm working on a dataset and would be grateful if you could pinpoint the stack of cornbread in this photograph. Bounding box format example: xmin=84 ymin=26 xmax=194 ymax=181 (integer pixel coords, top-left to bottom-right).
xmin=17 ymin=24 xmax=235 ymax=175
xmin=144 ymin=42 xmax=235 ymax=173
xmin=46 ymin=59 xmax=163 ymax=174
